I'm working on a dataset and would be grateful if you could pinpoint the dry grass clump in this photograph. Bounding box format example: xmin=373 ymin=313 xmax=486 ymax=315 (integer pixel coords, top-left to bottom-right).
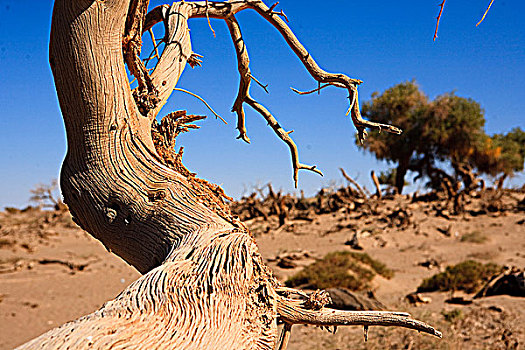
xmin=442 ymin=309 xmax=463 ymax=323
xmin=285 ymin=251 xmax=393 ymax=291
xmin=460 ymin=230 xmax=488 ymax=243
xmin=417 ymin=260 xmax=501 ymax=294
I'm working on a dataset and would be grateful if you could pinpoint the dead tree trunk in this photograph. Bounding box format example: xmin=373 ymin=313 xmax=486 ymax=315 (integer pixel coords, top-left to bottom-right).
xmin=19 ymin=1 xmax=440 ymax=348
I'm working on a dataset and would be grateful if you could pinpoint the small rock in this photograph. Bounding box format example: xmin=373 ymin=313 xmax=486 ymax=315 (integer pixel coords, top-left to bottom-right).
xmin=344 ymin=232 xmax=363 ymax=250
xmin=488 ymin=305 xmax=504 ymax=313
xmin=406 ymin=292 xmax=432 ymax=305
xmin=445 ymin=296 xmax=473 ymax=305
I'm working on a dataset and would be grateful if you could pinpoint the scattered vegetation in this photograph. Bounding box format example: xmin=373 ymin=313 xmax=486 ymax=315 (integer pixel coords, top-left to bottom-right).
xmin=418 ymin=260 xmax=501 ymax=294
xmin=460 ymin=231 xmax=488 ymax=244
xmin=442 ymin=309 xmax=463 ymax=323
xmin=285 ymin=251 xmax=393 ymax=291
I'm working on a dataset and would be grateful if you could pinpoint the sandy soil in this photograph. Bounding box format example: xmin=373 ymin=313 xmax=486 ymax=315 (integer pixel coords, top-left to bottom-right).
xmin=1 ymin=195 xmax=524 ymax=349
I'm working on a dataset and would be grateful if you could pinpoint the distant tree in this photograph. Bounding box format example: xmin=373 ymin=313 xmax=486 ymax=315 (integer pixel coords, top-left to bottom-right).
xmin=29 ymin=179 xmax=67 ymax=211
xmin=359 ymin=81 xmax=428 ymax=193
xmin=472 ymin=127 xmax=525 ymax=183
xmin=414 ymin=93 xmax=486 ymax=192
xmin=425 ymin=93 xmax=486 ymax=166
xmin=359 ymin=83 xmax=506 ymax=195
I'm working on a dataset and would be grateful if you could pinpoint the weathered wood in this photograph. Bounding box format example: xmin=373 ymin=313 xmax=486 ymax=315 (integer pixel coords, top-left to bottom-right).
xmin=371 ymin=170 xmax=382 ymax=199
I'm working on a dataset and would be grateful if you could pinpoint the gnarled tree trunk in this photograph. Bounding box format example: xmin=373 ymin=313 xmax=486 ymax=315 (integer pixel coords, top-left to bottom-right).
xmin=18 ymin=1 xmax=440 ymax=349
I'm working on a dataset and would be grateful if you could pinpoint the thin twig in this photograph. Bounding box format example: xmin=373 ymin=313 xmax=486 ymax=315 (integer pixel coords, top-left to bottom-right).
xmin=143 ymin=37 xmax=164 ymax=68
xmin=269 ymin=2 xmax=279 ymax=12
xmin=248 ymin=73 xmax=269 ymax=93
xmin=149 ymin=29 xmax=160 ymax=60
xmin=290 ymin=83 xmax=344 ymax=95
xmin=246 ymin=96 xmax=323 ymax=188
xmin=173 ymin=88 xmax=227 ymax=124
xmin=205 ymin=0 xmax=216 ymax=37
xmin=476 ymin=0 xmax=495 ymax=26
xmin=434 ymin=0 xmax=447 ymax=41
xmin=268 ymin=2 xmax=289 ymax=22
xmin=188 ymin=52 xmax=204 ymax=68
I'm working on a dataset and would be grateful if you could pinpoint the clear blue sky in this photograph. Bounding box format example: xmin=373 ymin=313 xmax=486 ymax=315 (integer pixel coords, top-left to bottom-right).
xmin=0 ymin=0 xmax=524 ymax=208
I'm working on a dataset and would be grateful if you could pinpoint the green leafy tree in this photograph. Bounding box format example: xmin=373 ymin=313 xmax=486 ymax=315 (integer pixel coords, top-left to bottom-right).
xmin=472 ymin=127 xmax=525 ymax=180
xmin=359 ymin=83 xmax=495 ymax=194
xmin=359 ymin=81 xmax=428 ymax=193
xmin=416 ymin=93 xmax=487 ymax=191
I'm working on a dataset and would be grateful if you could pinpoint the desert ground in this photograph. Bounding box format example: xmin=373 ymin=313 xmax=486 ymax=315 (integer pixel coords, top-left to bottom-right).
xmin=1 ymin=189 xmax=524 ymax=349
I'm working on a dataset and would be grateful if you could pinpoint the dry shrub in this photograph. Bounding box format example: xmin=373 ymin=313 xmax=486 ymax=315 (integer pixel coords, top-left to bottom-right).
xmin=418 ymin=260 xmax=501 ymax=293
xmin=285 ymin=251 xmax=393 ymax=291
xmin=460 ymin=231 xmax=488 ymax=243
xmin=442 ymin=309 xmax=463 ymax=323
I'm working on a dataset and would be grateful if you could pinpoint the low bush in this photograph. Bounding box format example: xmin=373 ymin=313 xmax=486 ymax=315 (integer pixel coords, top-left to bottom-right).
xmin=418 ymin=260 xmax=501 ymax=293
xmin=285 ymin=251 xmax=393 ymax=291
xmin=460 ymin=231 xmax=488 ymax=243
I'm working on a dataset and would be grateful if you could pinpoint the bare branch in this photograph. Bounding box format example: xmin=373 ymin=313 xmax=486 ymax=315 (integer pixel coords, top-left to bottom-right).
xmin=277 ymin=323 xmax=293 ymax=350
xmin=340 ymin=168 xmax=369 ymax=198
xmin=290 ymin=82 xmax=344 ymax=95
xmin=476 ymin=0 xmax=495 ymax=26
xmin=189 ymin=1 xmax=401 ymax=144
xmin=205 ymin=0 xmax=217 ymax=37
xmin=246 ymin=95 xmax=323 ymax=187
xmin=277 ymin=297 xmax=442 ymax=338
xmin=225 ymin=15 xmax=322 ymax=187
xmin=182 ymin=0 xmax=401 ymax=185
xmin=224 ymin=15 xmax=252 ymax=144
xmin=434 ymin=0 xmax=446 ymax=41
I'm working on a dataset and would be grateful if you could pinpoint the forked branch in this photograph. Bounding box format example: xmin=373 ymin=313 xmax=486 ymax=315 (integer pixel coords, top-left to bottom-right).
xmin=277 ymin=297 xmax=442 ymax=338
xmin=185 ymin=0 xmax=400 ymax=186
xmin=224 ymin=14 xmax=321 ymax=187
xmin=140 ymin=1 xmax=400 ymax=186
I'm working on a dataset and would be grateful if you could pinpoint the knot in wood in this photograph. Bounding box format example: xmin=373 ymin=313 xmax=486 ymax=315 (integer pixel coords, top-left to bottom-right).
xmin=106 ymin=207 xmax=118 ymax=223
xmin=148 ymin=189 xmax=166 ymax=202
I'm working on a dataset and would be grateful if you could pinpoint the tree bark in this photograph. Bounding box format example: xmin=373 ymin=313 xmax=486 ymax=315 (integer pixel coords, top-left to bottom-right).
xmin=395 ymin=157 xmax=409 ymax=195
xmin=18 ymin=1 xmax=441 ymax=348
